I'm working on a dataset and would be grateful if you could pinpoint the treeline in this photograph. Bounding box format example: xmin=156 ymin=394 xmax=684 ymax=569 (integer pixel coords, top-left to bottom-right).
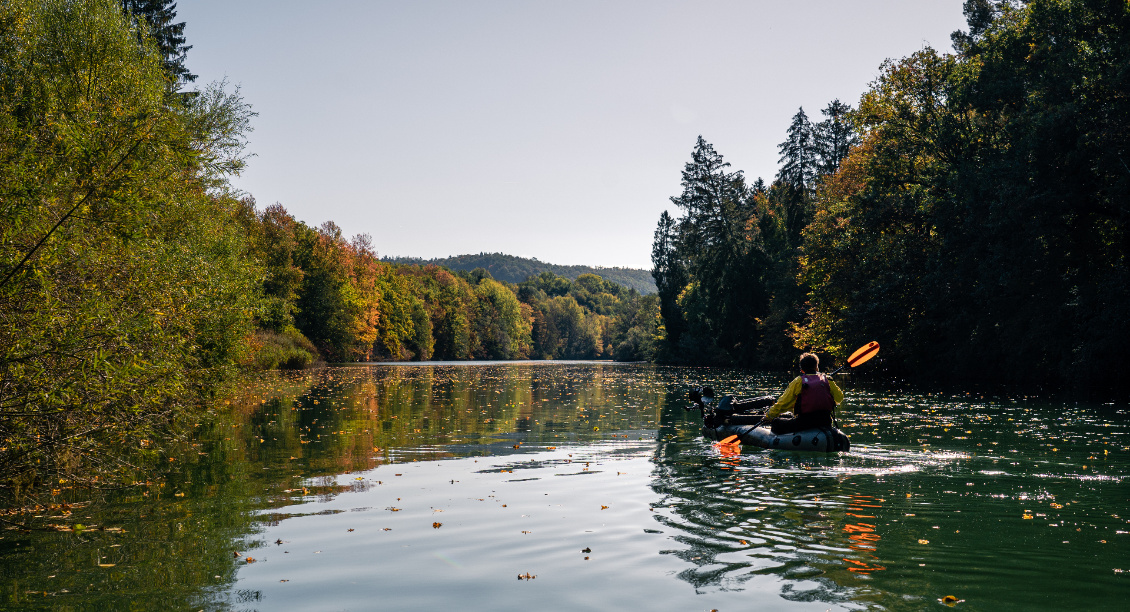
xmin=0 ymin=0 xmax=659 ymax=489
xmin=386 ymin=253 xmax=657 ymax=295
xmin=653 ymin=0 xmax=1130 ymax=397
xmin=242 ymin=203 xmax=658 ymax=365
xmin=1 ymin=0 xmax=259 ymax=489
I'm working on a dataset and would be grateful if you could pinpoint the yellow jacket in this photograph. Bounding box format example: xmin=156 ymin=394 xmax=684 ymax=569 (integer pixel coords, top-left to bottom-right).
xmin=765 ymin=374 xmax=844 ymax=420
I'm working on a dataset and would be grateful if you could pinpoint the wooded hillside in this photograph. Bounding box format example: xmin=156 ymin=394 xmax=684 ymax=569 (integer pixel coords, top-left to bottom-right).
xmin=387 ymin=253 xmax=657 ymax=295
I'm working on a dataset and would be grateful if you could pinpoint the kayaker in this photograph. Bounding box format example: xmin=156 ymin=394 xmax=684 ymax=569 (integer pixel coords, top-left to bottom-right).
xmin=763 ymin=352 xmax=844 ymax=434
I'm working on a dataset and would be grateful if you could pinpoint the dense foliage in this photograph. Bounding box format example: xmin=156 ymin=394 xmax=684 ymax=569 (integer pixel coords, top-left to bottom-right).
xmin=653 ymin=0 xmax=1130 ymax=398
xmin=388 ymin=252 xmax=657 ymax=295
xmin=248 ymin=205 xmax=658 ymax=364
xmin=0 ymin=0 xmax=258 ymax=490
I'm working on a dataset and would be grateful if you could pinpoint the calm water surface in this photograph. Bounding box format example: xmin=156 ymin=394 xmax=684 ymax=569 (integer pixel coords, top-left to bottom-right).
xmin=1 ymin=363 xmax=1128 ymax=611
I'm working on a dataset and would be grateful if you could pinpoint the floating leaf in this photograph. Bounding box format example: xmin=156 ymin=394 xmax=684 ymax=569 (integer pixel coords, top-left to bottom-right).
xmin=97 ymin=563 xmax=115 ymax=568
xmin=581 ymin=547 xmax=591 ymax=553
xmin=601 ymin=505 xmax=609 ymax=510
xmin=918 ymin=539 xmax=929 ymax=545
xmin=432 ymin=522 xmax=442 ymax=528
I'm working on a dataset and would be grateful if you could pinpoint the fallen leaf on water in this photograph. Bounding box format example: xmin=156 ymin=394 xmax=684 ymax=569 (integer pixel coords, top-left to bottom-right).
xmin=245 ymin=557 xmax=255 ymax=563
xmin=739 ymin=540 xmax=748 ymax=545
xmin=432 ymin=522 xmax=442 ymax=528
xmin=280 ymin=579 xmax=289 ymax=583
xmin=601 ymin=505 xmax=609 ymax=510
xmin=918 ymin=539 xmax=929 ymax=545
xmin=521 ymin=530 xmax=531 ymax=534
xmin=233 ymin=551 xmax=241 ymax=558
xmin=940 ymin=595 xmax=964 ymax=606
xmin=517 ymin=572 xmax=536 ymax=580
xmin=1023 ymin=513 xmax=1034 ymax=519
xmin=581 ymin=547 xmax=591 ymax=553
xmin=347 ymin=528 xmax=354 ymax=532
xmin=388 ymin=507 xmax=401 ymax=512
xmin=547 ymin=447 xmax=556 ymax=450
xmin=382 ymin=528 xmax=392 ymax=531
xmin=97 ymin=564 xmax=115 ymax=568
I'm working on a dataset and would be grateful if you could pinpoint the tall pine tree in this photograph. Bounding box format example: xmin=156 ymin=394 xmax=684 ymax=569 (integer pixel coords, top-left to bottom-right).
xmin=775 ymin=108 xmax=818 ymax=246
xmin=122 ymin=0 xmax=196 ymax=85
xmin=651 ymin=210 xmax=687 ymax=353
xmin=813 ymin=99 xmax=858 ymax=176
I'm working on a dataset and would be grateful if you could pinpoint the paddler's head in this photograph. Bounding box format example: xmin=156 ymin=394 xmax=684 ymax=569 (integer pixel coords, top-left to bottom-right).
xmin=799 ymin=353 xmax=819 ymax=374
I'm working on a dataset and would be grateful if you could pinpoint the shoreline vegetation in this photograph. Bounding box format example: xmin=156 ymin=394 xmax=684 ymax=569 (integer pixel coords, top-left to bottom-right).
xmin=2 ymin=0 xmax=1128 ymax=493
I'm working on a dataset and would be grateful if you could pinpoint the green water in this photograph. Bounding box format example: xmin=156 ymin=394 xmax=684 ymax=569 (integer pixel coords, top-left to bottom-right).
xmin=1 ymin=363 xmax=1127 ymax=611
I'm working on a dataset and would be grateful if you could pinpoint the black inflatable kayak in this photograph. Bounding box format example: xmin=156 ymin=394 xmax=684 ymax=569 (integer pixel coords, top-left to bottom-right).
xmin=702 ymin=414 xmax=850 ymax=452
xmin=691 ymin=392 xmax=850 ymax=453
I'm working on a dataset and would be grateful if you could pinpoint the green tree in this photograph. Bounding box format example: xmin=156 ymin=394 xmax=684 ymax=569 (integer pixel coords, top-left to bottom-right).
xmin=813 ymin=99 xmax=858 ymax=177
xmin=776 ymin=108 xmax=819 ymax=246
xmin=0 ymin=0 xmax=259 ymax=488
xmin=121 ymin=0 xmax=195 ymax=85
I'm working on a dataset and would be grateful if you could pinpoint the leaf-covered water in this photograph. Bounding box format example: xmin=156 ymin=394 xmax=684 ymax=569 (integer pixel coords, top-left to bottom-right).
xmin=1 ymin=363 xmax=1127 ymax=610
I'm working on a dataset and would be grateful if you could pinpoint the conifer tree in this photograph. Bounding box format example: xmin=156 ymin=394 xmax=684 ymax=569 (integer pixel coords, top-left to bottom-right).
xmin=813 ymin=99 xmax=858 ymax=176
xmin=651 ymin=210 xmax=686 ymax=352
xmin=775 ymin=108 xmax=818 ymax=246
xmin=776 ymin=108 xmax=818 ymax=191
xmin=121 ymin=0 xmax=196 ymax=85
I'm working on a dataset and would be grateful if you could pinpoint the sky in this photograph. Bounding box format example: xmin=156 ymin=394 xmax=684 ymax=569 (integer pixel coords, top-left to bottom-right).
xmin=178 ymin=1 xmax=969 ymax=269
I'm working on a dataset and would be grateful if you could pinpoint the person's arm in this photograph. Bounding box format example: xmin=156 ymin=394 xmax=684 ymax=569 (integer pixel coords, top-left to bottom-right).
xmin=765 ymin=377 xmax=802 ymax=420
xmin=828 ymin=378 xmax=844 ymax=404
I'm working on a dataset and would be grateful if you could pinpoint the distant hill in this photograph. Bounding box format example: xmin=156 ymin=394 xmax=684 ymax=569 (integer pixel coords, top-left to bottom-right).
xmin=385 ymin=253 xmax=657 ymax=294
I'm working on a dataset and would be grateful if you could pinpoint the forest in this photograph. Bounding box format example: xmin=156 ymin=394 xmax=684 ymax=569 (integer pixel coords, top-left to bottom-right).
xmin=2 ymin=0 xmax=1128 ymax=490
xmin=385 ymin=252 xmax=657 ymax=295
xmin=0 ymin=0 xmax=657 ymax=489
xmin=651 ymin=0 xmax=1130 ymax=399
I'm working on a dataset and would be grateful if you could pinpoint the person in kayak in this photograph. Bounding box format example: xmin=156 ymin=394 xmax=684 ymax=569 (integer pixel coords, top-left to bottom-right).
xmin=763 ymin=352 xmax=844 ymax=434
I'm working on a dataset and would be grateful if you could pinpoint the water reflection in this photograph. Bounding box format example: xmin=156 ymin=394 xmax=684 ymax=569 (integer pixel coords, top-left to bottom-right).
xmin=1 ymin=364 xmax=1127 ymax=611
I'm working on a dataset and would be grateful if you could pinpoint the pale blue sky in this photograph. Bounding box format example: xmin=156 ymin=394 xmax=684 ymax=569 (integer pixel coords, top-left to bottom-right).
xmin=179 ymin=1 xmax=968 ymax=269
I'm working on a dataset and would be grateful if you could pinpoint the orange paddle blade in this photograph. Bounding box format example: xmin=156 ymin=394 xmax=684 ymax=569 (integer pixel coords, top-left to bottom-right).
xmin=847 ymin=341 xmax=880 ymax=367
xmin=718 ymin=435 xmax=739 ymax=445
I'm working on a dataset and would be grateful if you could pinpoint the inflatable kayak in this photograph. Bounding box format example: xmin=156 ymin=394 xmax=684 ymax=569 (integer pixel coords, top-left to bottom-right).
xmin=689 ymin=390 xmax=850 ymax=453
xmin=702 ymin=414 xmax=850 ymax=452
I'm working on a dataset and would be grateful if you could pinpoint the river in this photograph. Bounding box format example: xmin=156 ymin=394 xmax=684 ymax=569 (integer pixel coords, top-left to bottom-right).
xmin=1 ymin=362 xmax=1127 ymax=610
